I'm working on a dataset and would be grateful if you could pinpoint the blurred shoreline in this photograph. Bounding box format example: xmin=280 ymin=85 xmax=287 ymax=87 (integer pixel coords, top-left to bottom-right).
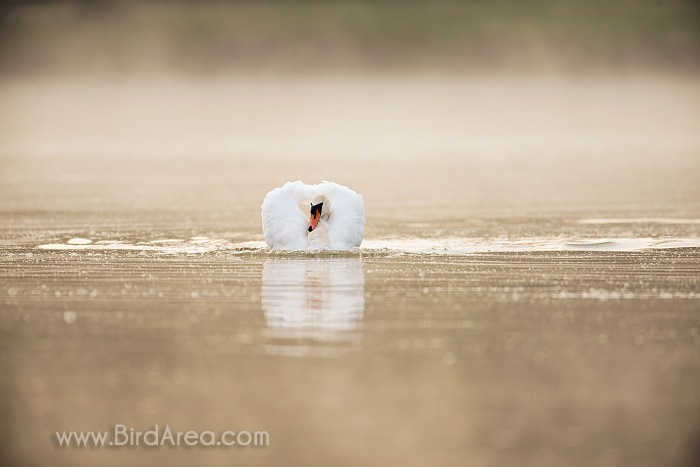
xmin=1 ymin=0 xmax=699 ymax=78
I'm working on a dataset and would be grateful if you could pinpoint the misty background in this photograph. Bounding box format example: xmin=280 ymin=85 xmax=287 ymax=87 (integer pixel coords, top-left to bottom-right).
xmin=1 ymin=0 xmax=699 ymax=235
xmin=1 ymin=0 xmax=699 ymax=75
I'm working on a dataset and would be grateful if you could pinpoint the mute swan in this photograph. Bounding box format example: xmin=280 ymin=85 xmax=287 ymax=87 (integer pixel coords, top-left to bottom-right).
xmin=261 ymin=181 xmax=365 ymax=251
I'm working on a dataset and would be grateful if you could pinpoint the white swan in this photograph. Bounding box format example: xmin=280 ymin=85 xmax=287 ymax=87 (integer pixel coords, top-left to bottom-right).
xmin=261 ymin=181 xmax=365 ymax=251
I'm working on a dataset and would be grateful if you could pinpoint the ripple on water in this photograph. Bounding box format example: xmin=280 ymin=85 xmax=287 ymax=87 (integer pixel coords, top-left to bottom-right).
xmin=36 ymin=236 xmax=700 ymax=255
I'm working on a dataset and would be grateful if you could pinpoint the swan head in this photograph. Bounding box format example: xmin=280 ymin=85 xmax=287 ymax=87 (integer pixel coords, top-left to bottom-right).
xmin=308 ymin=194 xmax=330 ymax=232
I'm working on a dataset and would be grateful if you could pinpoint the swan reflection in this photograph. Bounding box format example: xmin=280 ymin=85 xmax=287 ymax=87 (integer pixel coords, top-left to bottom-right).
xmin=261 ymin=258 xmax=365 ymax=357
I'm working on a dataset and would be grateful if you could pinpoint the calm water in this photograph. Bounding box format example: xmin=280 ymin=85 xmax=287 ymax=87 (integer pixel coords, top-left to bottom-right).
xmin=1 ymin=76 xmax=700 ymax=466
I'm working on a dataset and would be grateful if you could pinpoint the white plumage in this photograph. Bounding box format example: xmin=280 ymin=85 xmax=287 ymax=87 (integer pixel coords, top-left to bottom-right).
xmin=261 ymin=181 xmax=365 ymax=250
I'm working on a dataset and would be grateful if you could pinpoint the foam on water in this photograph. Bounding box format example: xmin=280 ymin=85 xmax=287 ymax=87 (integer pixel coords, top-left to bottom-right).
xmin=37 ymin=238 xmax=230 ymax=254
xmin=36 ymin=236 xmax=700 ymax=255
xmin=579 ymin=218 xmax=700 ymax=225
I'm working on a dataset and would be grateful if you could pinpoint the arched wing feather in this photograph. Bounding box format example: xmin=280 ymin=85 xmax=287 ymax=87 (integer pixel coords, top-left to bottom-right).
xmin=318 ymin=181 xmax=365 ymax=250
xmin=261 ymin=181 xmax=309 ymax=250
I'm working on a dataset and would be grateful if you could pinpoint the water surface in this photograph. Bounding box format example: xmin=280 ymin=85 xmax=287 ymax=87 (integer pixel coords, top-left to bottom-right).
xmin=1 ymin=75 xmax=700 ymax=466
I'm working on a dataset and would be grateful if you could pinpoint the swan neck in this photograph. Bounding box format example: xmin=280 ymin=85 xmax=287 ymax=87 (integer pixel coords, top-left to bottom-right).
xmin=307 ymin=220 xmax=331 ymax=251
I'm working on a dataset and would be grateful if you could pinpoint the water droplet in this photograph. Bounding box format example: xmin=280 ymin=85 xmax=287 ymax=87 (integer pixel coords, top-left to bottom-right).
xmin=63 ymin=310 xmax=77 ymax=324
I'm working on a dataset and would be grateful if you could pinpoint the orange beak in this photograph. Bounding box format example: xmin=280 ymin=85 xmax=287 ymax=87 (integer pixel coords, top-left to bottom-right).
xmin=308 ymin=211 xmax=320 ymax=232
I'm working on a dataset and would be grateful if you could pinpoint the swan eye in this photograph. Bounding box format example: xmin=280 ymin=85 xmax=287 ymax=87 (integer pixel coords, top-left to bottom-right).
xmin=310 ymin=202 xmax=323 ymax=216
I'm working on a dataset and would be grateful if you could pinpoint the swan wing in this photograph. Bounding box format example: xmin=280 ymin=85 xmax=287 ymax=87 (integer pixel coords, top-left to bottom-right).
xmin=317 ymin=181 xmax=365 ymax=250
xmin=261 ymin=181 xmax=310 ymax=250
